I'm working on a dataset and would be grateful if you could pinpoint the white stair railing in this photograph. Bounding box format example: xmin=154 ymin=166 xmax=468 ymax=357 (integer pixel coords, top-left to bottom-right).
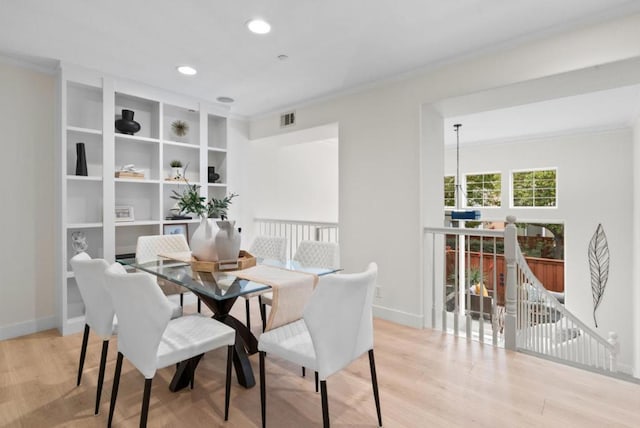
xmin=512 ymin=242 xmax=619 ymax=372
xmin=425 ymin=215 xmax=619 ymax=373
xmin=254 ymin=218 xmax=339 ymax=259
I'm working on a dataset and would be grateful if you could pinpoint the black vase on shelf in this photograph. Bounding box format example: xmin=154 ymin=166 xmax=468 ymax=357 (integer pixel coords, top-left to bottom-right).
xmin=75 ymin=142 xmax=88 ymax=176
xmin=208 ymin=166 xmax=220 ymax=183
xmin=115 ymin=109 xmax=141 ymax=135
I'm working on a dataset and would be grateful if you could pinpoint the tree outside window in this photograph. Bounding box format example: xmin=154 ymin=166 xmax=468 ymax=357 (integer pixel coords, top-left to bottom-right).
xmin=513 ymin=169 xmax=557 ymax=207
xmin=465 ymin=173 xmax=501 ymax=207
xmin=444 ymin=176 xmax=455 ymax=207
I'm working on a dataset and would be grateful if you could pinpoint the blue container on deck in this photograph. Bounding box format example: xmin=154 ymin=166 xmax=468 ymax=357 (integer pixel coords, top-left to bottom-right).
xmin=451 ymin=210 xmax=481 ymax=220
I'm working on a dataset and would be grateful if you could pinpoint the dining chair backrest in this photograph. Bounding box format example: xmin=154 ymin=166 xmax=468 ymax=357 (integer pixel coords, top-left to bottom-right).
xmin=293 ymin=240 xmax=340 ymax=269
xmin=249 ymin=235 xmax=287 ymax=263
xmin=69 ymin=252 xmax=114 ymax=340
xmin=302 ymin=262 xmax=377 ymax=380
xmin=136 ymin=234 xmax=190 ymax=264
xmin=104 ymin=263 xmax=173 ymax=378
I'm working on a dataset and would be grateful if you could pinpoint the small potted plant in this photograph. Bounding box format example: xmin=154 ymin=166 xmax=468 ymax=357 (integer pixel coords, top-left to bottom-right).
xmin=170 ymin=160 xmax=183 ymax=180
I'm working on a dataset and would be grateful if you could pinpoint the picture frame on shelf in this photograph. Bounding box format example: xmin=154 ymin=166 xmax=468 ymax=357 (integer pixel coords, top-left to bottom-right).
xmin=163 ymin=223 xmax=189 ymax=244
xmin=115 ymin=206 xmax=135 ymax=222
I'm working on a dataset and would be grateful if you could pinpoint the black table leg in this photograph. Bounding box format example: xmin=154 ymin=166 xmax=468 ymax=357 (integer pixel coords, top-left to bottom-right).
xmin=169 ymin=354 xmax=203 ymax=392
xmin=168 ymin=293 xmax=258 ymax=390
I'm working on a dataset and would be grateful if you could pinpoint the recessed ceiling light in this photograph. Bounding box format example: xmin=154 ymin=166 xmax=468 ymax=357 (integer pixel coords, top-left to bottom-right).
xmin=247 ymin=18 xmax=271 ymax=34
xmin=177 ymin=65 xmax=197 ymax=76
xmin=216 ymin=96 xmax=234 ymax=103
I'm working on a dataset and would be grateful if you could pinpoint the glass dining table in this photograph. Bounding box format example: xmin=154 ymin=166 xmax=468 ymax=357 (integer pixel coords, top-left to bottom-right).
xmin=117 ymin=257 xmax=338 ymax=390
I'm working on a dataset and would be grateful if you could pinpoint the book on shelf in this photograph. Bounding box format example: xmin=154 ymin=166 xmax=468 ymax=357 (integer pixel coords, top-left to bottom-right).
xmin=115 ymin=171 xmax=144 ymax=179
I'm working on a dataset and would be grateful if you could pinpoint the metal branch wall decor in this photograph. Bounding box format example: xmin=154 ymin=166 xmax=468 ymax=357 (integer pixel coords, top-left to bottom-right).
xmin=588 ymin=223 xmax=609 ymax=328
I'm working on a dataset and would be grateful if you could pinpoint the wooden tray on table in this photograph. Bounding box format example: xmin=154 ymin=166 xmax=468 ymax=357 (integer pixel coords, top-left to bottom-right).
xmin=190 ymin=250 xmax=256 ymax=273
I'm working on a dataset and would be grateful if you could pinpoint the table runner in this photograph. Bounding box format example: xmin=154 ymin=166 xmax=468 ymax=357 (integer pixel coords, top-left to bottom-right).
xmin=232 ymin=265 xmax=318 ymax=331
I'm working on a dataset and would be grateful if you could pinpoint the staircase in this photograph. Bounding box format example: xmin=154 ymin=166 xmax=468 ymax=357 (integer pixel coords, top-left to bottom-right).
xmin=424 ymin=215 xmax=620 ymax=375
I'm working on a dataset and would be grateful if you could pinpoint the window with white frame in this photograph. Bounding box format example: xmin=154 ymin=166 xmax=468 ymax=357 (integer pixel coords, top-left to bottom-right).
xmin=512 ymin=168 xmax=557 ymax=207
xmin=444 ymin=176 xmax=455 ymax=207
xmin=465 ymin=173 xmax=501 ymax=207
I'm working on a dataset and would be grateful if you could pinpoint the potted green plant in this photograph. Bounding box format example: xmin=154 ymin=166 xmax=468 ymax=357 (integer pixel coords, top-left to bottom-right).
xmin=169 ymin=160 xmax=183 ymax=179
xmin=207 ymin=193 xmax=238 ymax=220
xmin=170 ymin=180 xmax=240 ymax=262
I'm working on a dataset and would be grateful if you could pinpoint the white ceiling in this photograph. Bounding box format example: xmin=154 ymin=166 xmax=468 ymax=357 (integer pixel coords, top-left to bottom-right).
xmin=444 ymin=85 xmax=640 ymax=145
xmin=1 ymin=0 xmax=640 ymax=117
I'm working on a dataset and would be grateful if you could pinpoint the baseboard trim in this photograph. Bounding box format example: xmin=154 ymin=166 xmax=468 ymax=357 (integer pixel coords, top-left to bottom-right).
xmin=373 ymin=305 xmax=423 ymax=328
xmin=0 ymin=316 xmax=57 ymax=340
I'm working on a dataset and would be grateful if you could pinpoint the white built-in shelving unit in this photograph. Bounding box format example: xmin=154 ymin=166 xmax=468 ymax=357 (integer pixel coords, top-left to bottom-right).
xmin=57 ymin=65 xmax=231 ymax=335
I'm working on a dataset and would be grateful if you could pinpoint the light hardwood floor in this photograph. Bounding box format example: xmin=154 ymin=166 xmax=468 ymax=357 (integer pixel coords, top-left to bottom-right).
xmin=1 ymin=301 xmax=639 ymax=427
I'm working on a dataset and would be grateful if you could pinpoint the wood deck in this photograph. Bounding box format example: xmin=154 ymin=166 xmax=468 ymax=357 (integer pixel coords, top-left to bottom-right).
xmin=1 ymin=301 xmax=638 ymax=427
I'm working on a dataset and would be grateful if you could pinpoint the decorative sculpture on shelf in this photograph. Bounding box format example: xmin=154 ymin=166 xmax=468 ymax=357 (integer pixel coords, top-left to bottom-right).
xmin=75 ymin=142 xmax=88 ymax=176
xmin=115 ymin=109 xmax=141 ymax=135
xmin=71 ymin=231 xmax=88 ymax=254
xmin=588 ymin=223 xmax=609 ymax=328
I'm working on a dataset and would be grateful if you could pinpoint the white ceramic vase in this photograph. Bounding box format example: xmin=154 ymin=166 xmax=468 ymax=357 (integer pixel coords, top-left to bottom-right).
xmin=190 ymin=216 xmax=220 ymax=261
xmin=171 ymin=167 xmax=183 ymax=179
xmin=215 ymin=220 xmax=241 ymax=264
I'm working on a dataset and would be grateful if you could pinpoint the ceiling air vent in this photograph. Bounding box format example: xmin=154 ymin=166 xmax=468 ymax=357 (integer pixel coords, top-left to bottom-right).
xmin=280 ymin=111 xmax=295 ymax=128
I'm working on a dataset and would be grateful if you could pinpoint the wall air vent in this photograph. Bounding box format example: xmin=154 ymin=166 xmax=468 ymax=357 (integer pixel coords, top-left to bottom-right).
xmin=280 ymin=111 xmax=295 ymax=128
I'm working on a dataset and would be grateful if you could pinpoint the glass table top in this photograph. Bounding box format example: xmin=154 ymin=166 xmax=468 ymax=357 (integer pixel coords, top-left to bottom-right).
xmin=117 ymin=257 xmax=339 ymax=301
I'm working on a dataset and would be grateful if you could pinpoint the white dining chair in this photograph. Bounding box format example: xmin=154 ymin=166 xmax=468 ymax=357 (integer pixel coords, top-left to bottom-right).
xmin=70 ymin=252 xmax=184 ymax=416
xmin=260 ymin=240 xmax=340 ymax=330
xmin=242 ymin=235 xmax=287 ymax=330
xmin=69 ymin=252 xmax=114 ymax=415
xmin=104 ymin=263 xmax=236 ymax=427
xmin=258 ymin=263 xmax=382 ymax=428
xmin=136 ymin=234 xmax=200 ymax=311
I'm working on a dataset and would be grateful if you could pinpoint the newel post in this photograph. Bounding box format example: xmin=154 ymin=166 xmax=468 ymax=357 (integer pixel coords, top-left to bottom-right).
xmin=504 ymin=215 xmax=518 ymax=351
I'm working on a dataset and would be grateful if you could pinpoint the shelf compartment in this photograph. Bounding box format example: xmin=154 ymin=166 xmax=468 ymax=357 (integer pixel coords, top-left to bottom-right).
xmin=208 ymin=114 xmax=227 ymax=150
xmin=115 ymin=181 xmax=160 ymax=222
xmin=115 ymin=138 xmax=160 ymax=180
xmin=66 ymin=227 xmax=104 ymax=272
xmin=67 ymin=180 xmax=103 ymax=224
xmin=164 ymin=103 xmax=200 ymax=146
xmin=163 ymin=144 xmax=200 ymax=183
xmin=66 ymin=129 xmax=102 ymax=177
xmin=115 ymin=224 xmax=161 ymax=255
xmin=115 ymin=92 xmax=160 ymax=140
xmin=207 ymin=150 xmax=227 ymax=185
xmin=67 ymin=82 xmax=102 ymax=130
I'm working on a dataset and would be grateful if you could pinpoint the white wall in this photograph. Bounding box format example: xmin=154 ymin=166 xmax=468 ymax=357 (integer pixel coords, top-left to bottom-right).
xmin=633 ymin=117 xmax=640 ymax=377
xmin=247 ymin=138 xmax=338 ymax=221
xmin=250 ymin=14 xmax=640 ymax=329
xmin=444 ymin=129 xmax=634 ymax=371
xmin=0 ymin=61 xmax=56 ymax=338
xmin=232 ymin=124 xmax=339 ymax=248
